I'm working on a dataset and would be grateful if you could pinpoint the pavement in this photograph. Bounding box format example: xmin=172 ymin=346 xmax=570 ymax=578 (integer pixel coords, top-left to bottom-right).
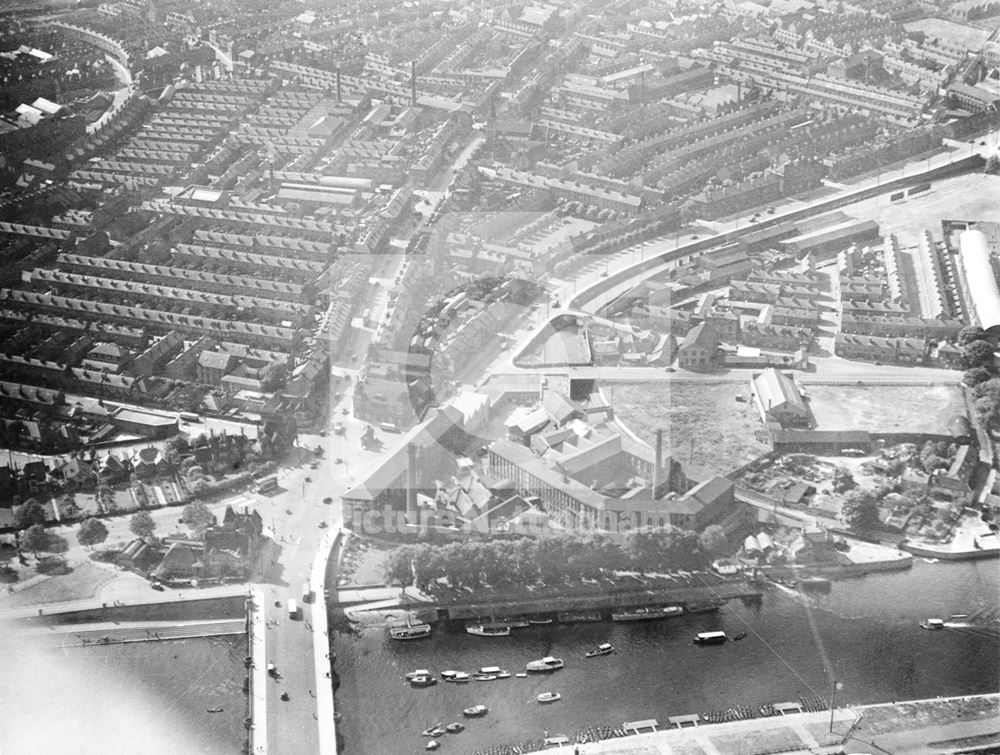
xmin=547 ymin=694 xmax=1000 ymax=755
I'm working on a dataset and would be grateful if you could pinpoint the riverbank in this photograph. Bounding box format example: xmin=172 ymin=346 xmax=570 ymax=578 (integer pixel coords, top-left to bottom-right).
xmin=539 ymin=693 xmax=999 ymax=755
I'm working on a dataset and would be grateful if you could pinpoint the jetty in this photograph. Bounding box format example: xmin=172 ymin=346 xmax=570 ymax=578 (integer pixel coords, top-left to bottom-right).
xmin=430 ymin=575 xmax=760 ymax=622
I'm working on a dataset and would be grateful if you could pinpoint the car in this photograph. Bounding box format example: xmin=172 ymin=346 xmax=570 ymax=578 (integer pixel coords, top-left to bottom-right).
xmin=319 ymin=430 xmax=327 ymax=437
xmin=150 ymin=581 xmax=165 ymax=591
xmin=304 ymin=476 xmax=312 ymax=483
xmin=310 ymin=462 xmax=318 ymax=469
xmin=333 ymin=422 xmax=346 ymax=435
xmin=323 ymin=497 xmax=333 ymax=505
xmin=664 ymin=367 xmax=675 ymax=372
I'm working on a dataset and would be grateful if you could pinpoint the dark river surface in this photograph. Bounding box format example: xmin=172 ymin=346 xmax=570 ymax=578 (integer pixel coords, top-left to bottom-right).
xmin=331 ymin=560 xmax=999 ymax=755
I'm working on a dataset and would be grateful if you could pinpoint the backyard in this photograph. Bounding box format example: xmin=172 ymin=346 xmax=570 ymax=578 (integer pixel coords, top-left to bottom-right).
xmin=613 ymin=381 xmax=772 ymax=480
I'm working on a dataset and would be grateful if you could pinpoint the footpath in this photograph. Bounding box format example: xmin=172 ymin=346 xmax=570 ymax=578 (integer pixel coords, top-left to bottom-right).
xmin=546 ymin=694 xmax=999 ymax=755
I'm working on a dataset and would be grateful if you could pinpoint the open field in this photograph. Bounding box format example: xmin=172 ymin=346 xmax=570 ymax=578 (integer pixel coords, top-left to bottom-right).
xmin=903 ymin=18 xmax=992 ymax=50
xmin=613 ymin=381 xmax=771 ymax=480
xmin=846 ymin=173 xmax=1000 ymax=246
xmin=805 ymin=384 xmax=966 ymax=432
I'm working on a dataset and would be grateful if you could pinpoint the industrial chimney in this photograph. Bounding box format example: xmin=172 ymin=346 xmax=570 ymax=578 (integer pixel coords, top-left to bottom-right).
xmin=652 ymin=429 xmax=663 ymax=498
xmin=406 ymin=443 xmax=419 ymax=523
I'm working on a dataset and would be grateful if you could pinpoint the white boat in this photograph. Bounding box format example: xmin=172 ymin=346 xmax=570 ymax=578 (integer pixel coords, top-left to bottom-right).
xmin=466 ymin=624 xmax=511 ymax=637
xmin=584 ymin=643 xmax=614 ymax=658
xmin=537 ymin=691 xmax=561 ymax=703
xmin=406 ymin=669 xmax=433 ymax=680
xmin=478 ymin=666 xmax=502 ymax=675
xmin=410 ymin=675 xmax=437 ymax=687
xmin=473 ymin=673 xmax=497 ymax=681
xmin=496 ymin=670 xmax=512 ymax=679
xmin=422 ymin=725 xmax=445 ymax=737
xmin=528 ymin=616 xmax=554 ymax=625
xmin=445 ymin=722 xmax=464 ymax=733
xmin=425 ymin=740 xmax=440 ymax=751
xmin=515 ymin=672 xmax=528 ymax=678
xmin=920 ymin=618 xmax=945 ymax=630
xmin=440 ymin=670 xmax=460 ymax=680
xmin=693 ymin=631 xmax=728 ymax=645
xmin=445 ymin=672 xmax=471 ymax=683
xmin=495 ymin=615 xmax=530 ymax=628
xmin=388 ymin=621 xmax=432 ymax=640
xmin=611 ymin=605 xmax=683 ymax=621
xmin=462 ymin=704 xmax=488 ymax=717
xmin=526 ymin=656 xmax=564 ymax=672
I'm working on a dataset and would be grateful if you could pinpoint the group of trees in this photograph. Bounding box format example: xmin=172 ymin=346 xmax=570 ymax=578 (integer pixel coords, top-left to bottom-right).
xmin=383 ymin=526 xmax=730 ymax=591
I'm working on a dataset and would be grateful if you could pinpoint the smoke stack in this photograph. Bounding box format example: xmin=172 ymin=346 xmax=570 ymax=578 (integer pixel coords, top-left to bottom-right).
xmin=653 ymin=429 xmax=663 ymax=498
xmin=410 ymin=60 xmax=417 ymax=106
xmin=336 ymin=67 xmax=342 ymax=104
xmin=406 ymin=443 xmax=418 ymax=521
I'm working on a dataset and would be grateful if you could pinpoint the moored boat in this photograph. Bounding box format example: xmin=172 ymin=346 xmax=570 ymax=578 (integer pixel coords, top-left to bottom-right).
xmin=584 ymin=642 xmax=614 ymax=658
xmin=445 ymin=722 xmax=464 ymax=734
xmin=732 ymin=632 xmax=748 ymax=641
xmin=410 ymin=675 xmax=437 ymax=687
xmin=693 ymin=631 xmax=728 ymax=645
xmin=920 ymin=618 xmax=945 ymax=630
xmin=425 ymin=739 xmax=440 ymax=751
xmin=495 ymin=615 xmax=530 ymax=629
xmin=406 ymin=669 xmax=433 ymax=680
xmin=440 ymin=670 xmax=460 ymax=680
xmin=557 ymin=610 xmax=601 ymax=623
xmin=515 ymin=672 xmax=528 ymax=678
xmin=611 ymin=605 xmax=683 ymax=621
xmin=445 ymin=671 xmax=471 ymax=683
xmin=797 ymin=576 xmax=831 ymax=592
xmin=388 ymin=620 xmax=432 ymax=640
xmin=422 ymin=725 xmax=445 ymax=737
xmin=528 ymin=616 xmax=554 ymax=625
xmin=466 ymin=624 xmax=511 ymax=637
xmin=526 ymin=656 xmax=564 ymax=672
xmin=462 ymin=704 xmax=488 ymax=717
xmin=537 ymin=691 xmax=561 ymax=703
xmin=473 ymin=673 xmax=497 ymax=681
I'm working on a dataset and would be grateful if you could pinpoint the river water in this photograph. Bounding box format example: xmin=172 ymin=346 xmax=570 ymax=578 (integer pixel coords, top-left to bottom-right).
xmin=331 ymin=560 xmax=999 ymax=755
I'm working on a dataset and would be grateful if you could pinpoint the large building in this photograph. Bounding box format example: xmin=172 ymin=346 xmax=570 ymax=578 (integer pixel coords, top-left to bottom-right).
xmin=750 ymin=368 xmax=809 ymax=428
xmin=958 ymin=229 xmax=1000 ymax=334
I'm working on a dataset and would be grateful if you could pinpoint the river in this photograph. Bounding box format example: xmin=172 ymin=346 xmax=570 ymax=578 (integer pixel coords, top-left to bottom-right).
xmin=331 ymin=560 xmax=999 ymax=755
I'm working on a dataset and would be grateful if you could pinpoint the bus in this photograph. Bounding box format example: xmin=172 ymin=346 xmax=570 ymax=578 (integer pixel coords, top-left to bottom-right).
xmin=179 ymin=412 xmax=202 ymax=423
xmin=256 ymin=475 xmax=279 ymax=494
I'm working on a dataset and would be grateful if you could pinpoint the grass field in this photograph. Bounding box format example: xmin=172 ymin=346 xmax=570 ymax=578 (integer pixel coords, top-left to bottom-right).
xmin=805 ymin=385 xmax=966 ymax=432
xmin=848 ymin=173 xmax=1000 ymax=247
xmin=613 ymin=382 xmax=772 ymax=480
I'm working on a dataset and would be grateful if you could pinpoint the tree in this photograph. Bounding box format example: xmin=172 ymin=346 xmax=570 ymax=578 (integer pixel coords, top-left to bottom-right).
xmin=963 ymin=339 xmax=996 ymax=369
xmin=384 ymin=545 xmax=415 ymax=586
xmin=181 ymin=502 xmax=215 ymax=537
xmin=129 ymin=510 xmax=156 ymax=540
xmin=13 ymin=500 xmax=47 ymax=530
xmin=842 ymin=490 xmax=881 ymax=532
xmin=832 ymin=466 xmax=857 ymax=493
xmin=698 ymin=525 xmax=729 ymax=557
xmin=77 ymin=518 xmax=109 ymax=550
xmin=986 ymin=154 xmax=1000 ymax=175
xmin=958 ymin=325 xmax=987 ymax=346
xmin=22 ymin=523 xmax=49 ymax=556
xmin=964 ymin=367 xmax=993 ymax=387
